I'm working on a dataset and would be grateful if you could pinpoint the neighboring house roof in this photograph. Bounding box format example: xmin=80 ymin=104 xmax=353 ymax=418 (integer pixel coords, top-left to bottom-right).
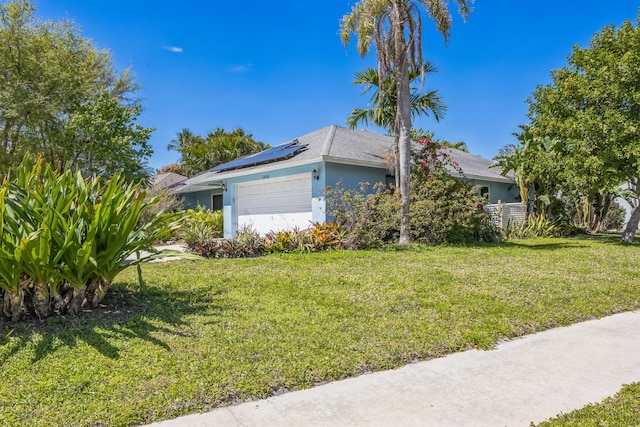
xmin=174 ymin=125 xmax=513 ymax=193
xmin=149 ymin=172 xmax=187 ymax=188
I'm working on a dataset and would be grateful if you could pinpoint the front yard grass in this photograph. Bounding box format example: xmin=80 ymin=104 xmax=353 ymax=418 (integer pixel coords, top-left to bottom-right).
xmin=538 ymin=382 xmax=640 ymax=426
xmin=1 ymin=235 xmax=639 ymax=426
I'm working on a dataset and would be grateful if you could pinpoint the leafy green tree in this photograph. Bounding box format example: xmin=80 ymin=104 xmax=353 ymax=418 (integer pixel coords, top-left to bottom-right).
xmin=527 ymin=14 xmax=640 ymax=241
xmin=0 ymin=0 xmax=153 ymax=181
xmin=341 ymin=0 xmax=471 ymax=244
xmin=168 ymin=127 xmax=268 ymax=177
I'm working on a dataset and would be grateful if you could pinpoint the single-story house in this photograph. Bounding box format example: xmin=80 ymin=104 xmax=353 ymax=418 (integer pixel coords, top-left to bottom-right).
xmin=173 ymin=125 xmax=519 ymax=238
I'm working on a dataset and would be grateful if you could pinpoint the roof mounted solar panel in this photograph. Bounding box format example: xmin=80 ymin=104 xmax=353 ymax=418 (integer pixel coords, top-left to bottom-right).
xmin=212 ymin=139 xmax=308 ymax=172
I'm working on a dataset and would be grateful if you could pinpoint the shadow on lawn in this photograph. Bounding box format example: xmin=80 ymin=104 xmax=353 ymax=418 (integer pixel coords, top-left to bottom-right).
xmin=0 ymin=284 xmax=227 ymax=364
xmin=500 ymin=241 xmax=588 ymax=251
xmin=573 ymin=232 xmax=640 ymax=247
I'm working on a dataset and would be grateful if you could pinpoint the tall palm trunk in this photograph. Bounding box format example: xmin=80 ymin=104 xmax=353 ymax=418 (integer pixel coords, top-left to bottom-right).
xmin=393 ymin=1 xmax=412 ymax=245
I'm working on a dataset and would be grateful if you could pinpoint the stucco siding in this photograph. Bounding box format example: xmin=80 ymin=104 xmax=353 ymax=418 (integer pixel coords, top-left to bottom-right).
xmin=468 ymin=179 xmax=519 ymax=204
xmin=181 ymin=191 xmax=214 ymax=210
xmin=324 ymin=162 xmax=390 ymax=191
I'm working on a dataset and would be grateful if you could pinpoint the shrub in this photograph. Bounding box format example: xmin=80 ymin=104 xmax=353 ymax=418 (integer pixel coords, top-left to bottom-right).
xmin=179 ymin=207 xmax=223 ymax=246
xmin=230 ymin=225 xmax=265 ymax=257
xmin=187 ymin=238 xmax=227 ymax=258
xmin=325 ymin=178 xmax=496 ymax=249
xmin=264 ymin=229 xmax=300 ymax=253
xmin=262 ymin=221 xmax=345 ymax=254
xmin=187 ymin=225 xmax=264 ymax=258
xmin=602 ymin=205 xmax=626 ymax=231
xmin=0 ymin=156 xmax=187 ymax=321
xmin=325 ymin=182 xmax=400 ymax=249
xmin=189 ymin=221 xmax=347 ymax=258
xmin=324 ymin=138 xmax=498 ymax=248
xmin=307 ymin=220 xmax=347 ymax=250
xmin=410 ymin=175 xmax=495 ymax=244
xmin=138 ymin=184 xmax=183 ymax=229
xmin=504 ymin=215 xmax=561 ymax=239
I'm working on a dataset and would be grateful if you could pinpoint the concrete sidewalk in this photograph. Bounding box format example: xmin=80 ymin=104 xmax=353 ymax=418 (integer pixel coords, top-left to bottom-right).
xmin=146 ymin=310 xmax=640 ymax=426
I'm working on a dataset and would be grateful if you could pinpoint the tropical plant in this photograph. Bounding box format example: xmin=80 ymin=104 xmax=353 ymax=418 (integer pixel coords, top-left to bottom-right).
xmin=179 ymin=207 xmax=223 ymax=246
xmin=341 ymin=0 xmax=472 ymax=244
xmin=492 ymin=125 xmax=560 ymax=220
xmin=307 ymin=220 xmax=347 ymax=250
xmin=504 ymin=215 xmax=561 ymax=239
xmin=348 ymin=63 xmax=445 ymax=130
xmin=187 ymin=221 xmax=346 ymax=258
xmin=0 ymin=155 xmax=192 ymax=321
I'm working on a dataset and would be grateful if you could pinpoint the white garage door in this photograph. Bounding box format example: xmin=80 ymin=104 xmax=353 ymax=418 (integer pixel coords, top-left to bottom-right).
xmin=236 ymin=173 xmax=312 ymax=235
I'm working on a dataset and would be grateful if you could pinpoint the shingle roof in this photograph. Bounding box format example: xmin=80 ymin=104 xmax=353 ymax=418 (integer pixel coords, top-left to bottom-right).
xmin=149 ymin=172 xmax=187 ymax=188
xmin=176 ymin=125 xmax=512 ymax=192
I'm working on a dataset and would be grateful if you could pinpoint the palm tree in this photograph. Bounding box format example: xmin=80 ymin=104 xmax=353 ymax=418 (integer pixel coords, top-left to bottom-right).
xmin=205 ymin=127 xmax=269 ymax=166
xmin=167 ymin=127 xmax=268 ymax=176
xmin=341 ymin=0 xmax=471 ymax=244
xmin=347 ymin=63 xmax=446 ymax=188
xmin=347 ymin=63 xmax=445 ymax=130
xmin=167 ymin=128 xmax=207 ymax=176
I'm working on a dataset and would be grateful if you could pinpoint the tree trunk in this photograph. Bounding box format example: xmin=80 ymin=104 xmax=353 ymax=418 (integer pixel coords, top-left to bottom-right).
xmin=2 ymin=290 xmax=11 ymax=319
xmin=54 ymin=287 xmax=74 ymax=315
xmin=397 ymin=104 xmax=411 ymax=245
xmin=394 ymin=133 xmax=400 ymax=189
xmin=393 ymin=1 xmax=412 ymax=246
xmin=620 ymin=190 xmax=640 ymax=243
xmin=621 ymin=203 xmax=640 ymax=243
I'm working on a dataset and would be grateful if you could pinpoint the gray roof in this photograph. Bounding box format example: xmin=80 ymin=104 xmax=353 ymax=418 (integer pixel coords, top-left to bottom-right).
xmin=443 ymin=148 xmax=515 ymax=183
xmin=149 ymin=172 xmax=187 ymax=188
xmin=175 ymin=125 xmax=513 ymax=192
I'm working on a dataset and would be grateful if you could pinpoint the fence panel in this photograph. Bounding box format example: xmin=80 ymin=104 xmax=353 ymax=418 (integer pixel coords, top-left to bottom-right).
xmin=486 ymin=201 xmax=526 ymax=229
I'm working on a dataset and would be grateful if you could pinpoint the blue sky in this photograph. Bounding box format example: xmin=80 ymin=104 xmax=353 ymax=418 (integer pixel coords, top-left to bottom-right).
xmin=35 ymin=1 xmax=639 ymax=171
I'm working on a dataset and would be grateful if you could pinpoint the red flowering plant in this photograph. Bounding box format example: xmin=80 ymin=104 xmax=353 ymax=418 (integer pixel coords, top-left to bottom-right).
xmin=412 ymin=137 xmax=464 ymax=182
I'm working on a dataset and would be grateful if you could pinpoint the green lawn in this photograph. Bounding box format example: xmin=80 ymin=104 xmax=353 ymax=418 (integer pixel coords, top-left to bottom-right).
xmin=538 ymin=382 xmax=640 ymax=426
xmin=1 ymin=235 xmax=639 ymax=426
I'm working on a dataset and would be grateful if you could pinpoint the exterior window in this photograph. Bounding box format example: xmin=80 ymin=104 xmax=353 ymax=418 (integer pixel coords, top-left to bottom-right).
xmin=212 ymin=194 xmax=223 ymax=211
xmin=480 ymin=186 xmax=490 ymax=200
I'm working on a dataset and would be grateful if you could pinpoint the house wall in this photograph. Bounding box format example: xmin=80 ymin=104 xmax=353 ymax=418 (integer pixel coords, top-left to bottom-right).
xmin=324 ymin=162 xmax=390 ymax=191
xmin=468 ymin=179 xmax=519 ymax=205
xmin=221 ymin=162 xmax=324 ymax=238
xmin=181 ymin=191 xmax=215 ymax=210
